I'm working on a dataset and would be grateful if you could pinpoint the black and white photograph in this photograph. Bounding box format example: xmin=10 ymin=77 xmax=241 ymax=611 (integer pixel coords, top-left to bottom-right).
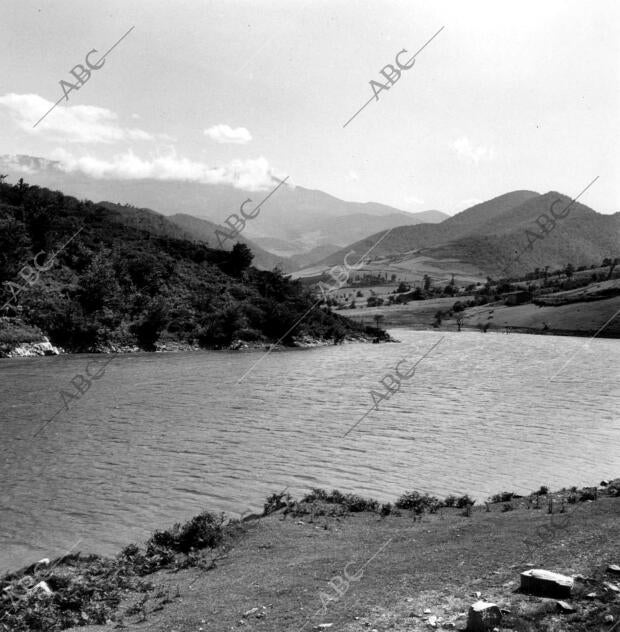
xmin=1 ymin=1 xmax=619 ymax=630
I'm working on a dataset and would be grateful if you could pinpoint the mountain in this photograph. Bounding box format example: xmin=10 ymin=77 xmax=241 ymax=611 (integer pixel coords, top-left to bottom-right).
xmin=302 ymin=190 xmax=619 ymax=282
xmin=167 ymin=213 xmax=293 ymax=271
xmin=0 ymin=155 xmax=447 ymax=256
xmin=0 ymin=179 xmax=374 ymax=353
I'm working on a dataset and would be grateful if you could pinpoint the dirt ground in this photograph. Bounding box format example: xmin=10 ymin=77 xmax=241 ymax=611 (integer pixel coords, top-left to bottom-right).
xmin=66 ymin=489 xmax=620 ymax=632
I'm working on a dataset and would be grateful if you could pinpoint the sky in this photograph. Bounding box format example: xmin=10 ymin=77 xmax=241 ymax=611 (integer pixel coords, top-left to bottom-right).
xmin=1 ymin=0 xmax=619 ymax=216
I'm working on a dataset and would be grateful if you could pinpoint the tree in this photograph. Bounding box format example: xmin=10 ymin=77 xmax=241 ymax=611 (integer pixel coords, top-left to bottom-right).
xmin=606 ymin=257 xmax=619 ymax=280
xmin=226 ymin=242 xmax=254 ymax=277
xmin=564 ymin=263 xmax=575 ymax=279
xmin=373 ymin=314 xmax=384 ymax=329
xmin=423 ymin=275 xmax=432 ymax=291
xmin=456 ymin=314 xmax=464 ymax=332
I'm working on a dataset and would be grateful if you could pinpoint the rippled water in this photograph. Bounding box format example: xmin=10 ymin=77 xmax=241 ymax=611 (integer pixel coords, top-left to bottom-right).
xmin=1 ymin=329 xmax=618 ymax=572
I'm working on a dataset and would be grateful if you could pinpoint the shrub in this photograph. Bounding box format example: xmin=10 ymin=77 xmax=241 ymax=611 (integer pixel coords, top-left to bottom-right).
xmin=263 ymin=490 xmax=293 ymax=515
xmin=380 ymin=502 xmax=392 ymax=517
xmin=299 ymin=488 xmax=379 ymax=513
xmin=534 ymin=485 xmax=549 ymax=496
xmin=455 ymin=494 xmax=475 ymax=509
xmin=489 ymin=491 xmax=518 ymax=503
xmin=579 ymin=488 xmax=597 ymax=502
xmin=443 ymin=495 xmax=457 ymax=507
xmin=146 ymin=511 xmax=224 ymax=554
xmin=501 ymin=503 xmax=514 ymax=512
xmin=395 ymin=491 xmax=440 ymax=514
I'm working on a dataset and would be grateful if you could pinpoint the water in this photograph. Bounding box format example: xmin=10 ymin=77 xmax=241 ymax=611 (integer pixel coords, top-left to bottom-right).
xmin=1 ymin=330 xmax=618 ymax=572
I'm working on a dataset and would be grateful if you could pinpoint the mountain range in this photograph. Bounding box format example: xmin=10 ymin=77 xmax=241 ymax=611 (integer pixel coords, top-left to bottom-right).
xmin=0 ymin=155 xmax=447 ymax=260
xmin=302 ymin=190 xmax=619 ymax=283
xmin=1 ymin=155 xmax=617 ymax=283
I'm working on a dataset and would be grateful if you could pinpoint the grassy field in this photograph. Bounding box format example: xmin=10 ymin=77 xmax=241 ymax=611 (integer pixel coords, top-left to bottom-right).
xmin=3 ymin=484 xmax=617 ymax=632
xmin=345 ymin=293 xmax=620 ymax=338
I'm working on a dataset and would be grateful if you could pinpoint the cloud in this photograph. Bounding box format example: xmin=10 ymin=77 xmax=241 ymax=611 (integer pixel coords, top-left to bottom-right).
xmin=452 ymin=136 xmax=495 ymax=164
xmin=204 ymin=124 xmax=252 ymax=144
xmin=0 ymin=93 xmax=156 ymax=143
xmin=47 ymin=148 xmax=286 ymax=191
xmin=347 ymin=170 xmax=359 ymax=182
xmin=452 ymin=198 xmax=483 ymax=213
xmin=404 ymin=195 xmax=424 ymax=206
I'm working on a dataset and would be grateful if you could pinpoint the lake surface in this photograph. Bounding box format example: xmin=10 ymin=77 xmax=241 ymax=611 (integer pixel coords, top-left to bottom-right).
xmin=1 ymin=329 xmax=618 ymax=572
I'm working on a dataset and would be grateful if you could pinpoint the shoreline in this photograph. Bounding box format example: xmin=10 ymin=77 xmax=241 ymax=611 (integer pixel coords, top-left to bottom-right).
xmin=2 ymin=479 xmax=618 ymax=631
xmin=0 ymin=331 xmax=396 ymax=360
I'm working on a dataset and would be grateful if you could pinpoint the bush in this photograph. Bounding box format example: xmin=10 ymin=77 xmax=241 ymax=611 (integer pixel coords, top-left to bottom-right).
xmin=579 ymin=488 xmax=597 ymax=502
xmin=263 ymin=490 xmax=293 ymax=515
xmin=534 ymin=485 xmax=549 ymax=496
xmin=395 ymin=491 xmax=440 ymax=514
xmin=455 ymin=494 xmax=475 ymax=509
xmin=146 ymin=511 xmax=224 ymax=554
xmin=443 ymin=495 xmax=457 ymax=507
xmin=488 ymin=491 xmax=519 ymax=503
xmin=380 ymin=502 xmax=392 ymax=516
xmin=299 ymin=488 xmax=379 ymax=513
xmin=501 ymin=502 xmax=514 ymax=512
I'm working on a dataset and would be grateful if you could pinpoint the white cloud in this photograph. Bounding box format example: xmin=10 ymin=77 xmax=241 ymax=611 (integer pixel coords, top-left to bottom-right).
xmin=204 ymin=124 xmax=252 ymax=144
xmin=404 ymin=195 xmax=424 ymax=206
xmin=48 ymin=148 xmax=286 ymax=191
xmin=347 ymin=170 xmax=359 ymax=182
xmin=452 ymin=136 xmax=495 ymax=164
xmin=452 ymin=198 xmax=483 ymax=213
xmin=0 ymin=93 xmax=156 ymax=143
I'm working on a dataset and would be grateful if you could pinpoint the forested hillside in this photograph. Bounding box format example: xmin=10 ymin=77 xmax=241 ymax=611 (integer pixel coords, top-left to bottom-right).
xmin=0 ymin=179 xmax=375 ymax=353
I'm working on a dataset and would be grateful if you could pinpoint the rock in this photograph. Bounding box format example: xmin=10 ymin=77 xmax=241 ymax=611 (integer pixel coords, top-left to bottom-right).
xmin=316 ymin=624 xmax=333 ymax=629
xmin=30 ymin=581 xmax=52 ymax=596
xmin=243 ymin=607 xmax=259 ymax=617
xmin=466 ymin=601 xmax=502 ymax=631
xmin=427 ymin=614 xmax=438 ymax=627
xmin=36 ymin=558 xmax=50 ymax=566
xmin=585 ymin=592 xmax=599 ymax=599
xmin=556 ymin=600 xmax=576 ymax=613
xmin=520 ymin=569 xmax=573 ymax=598
xmin=607 ymin=564 xmax=620 ymax=575
xmin=603 ymin=582 xmax=620 ymax=592
xmin=424 ymin=608 xmax=432 ymax=614
xmin=604 ymin=614 xmax=614 ymax=623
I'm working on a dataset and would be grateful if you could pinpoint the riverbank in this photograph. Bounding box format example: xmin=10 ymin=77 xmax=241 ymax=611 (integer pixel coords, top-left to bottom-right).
xmin=2 ymin=481 xmax=618 ymax=631
xmin=0 ymin=316 xmax=393 ymax=358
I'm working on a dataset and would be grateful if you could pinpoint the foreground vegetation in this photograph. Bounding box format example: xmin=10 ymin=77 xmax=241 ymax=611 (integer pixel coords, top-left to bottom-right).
xmin=2 ymin=480 xmax=618 ymax=631
xmin=0 ymin=179 xmax=386 ymax=353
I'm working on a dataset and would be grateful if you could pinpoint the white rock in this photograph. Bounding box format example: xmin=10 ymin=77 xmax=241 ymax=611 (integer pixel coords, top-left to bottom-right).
xmin=30 ymin=581 xmax=52 ymax=595
xmin=467 ymin=601 xmax=502 ymax=632
xmin=520 ymin=569 xmax=573 ymax=598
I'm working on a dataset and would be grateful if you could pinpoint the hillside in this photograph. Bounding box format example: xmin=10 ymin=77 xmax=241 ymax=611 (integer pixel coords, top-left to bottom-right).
xmin=309 ymin=191 xmax=619 ymax=280
xmin=2 ymin=484 xmax=618 ymax=632
xmin=166 ymin=212 xmax=294 ymax=271
xmin=0 ymin=179 xmax=381 ymax=354
xmin=0 ymin=155 xmax=445 ymax=256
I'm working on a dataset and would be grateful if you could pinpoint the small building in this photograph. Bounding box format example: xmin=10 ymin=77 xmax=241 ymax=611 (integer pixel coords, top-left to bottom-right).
xmin=501 ymin=290 xmax=530 ymax=306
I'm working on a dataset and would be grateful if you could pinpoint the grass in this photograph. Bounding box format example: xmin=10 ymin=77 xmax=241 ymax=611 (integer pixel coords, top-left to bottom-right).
xmin=1 ymin=482 xmax=618 ymax=631
xmin=0 ymin=511 xmax=230 ymax=631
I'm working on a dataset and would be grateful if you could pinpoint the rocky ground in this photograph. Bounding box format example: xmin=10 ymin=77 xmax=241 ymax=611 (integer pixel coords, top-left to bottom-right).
xmin=1 ymin=482 xmax=619 ymax=632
